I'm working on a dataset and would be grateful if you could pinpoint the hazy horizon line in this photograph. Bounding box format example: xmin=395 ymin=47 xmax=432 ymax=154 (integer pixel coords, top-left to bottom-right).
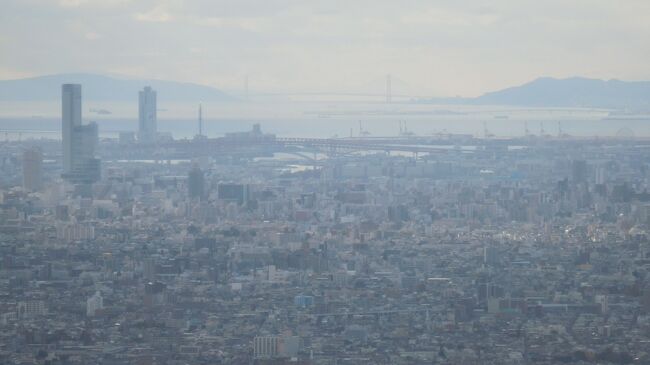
xmin=2 ymin=72 xmax=650 ymax=100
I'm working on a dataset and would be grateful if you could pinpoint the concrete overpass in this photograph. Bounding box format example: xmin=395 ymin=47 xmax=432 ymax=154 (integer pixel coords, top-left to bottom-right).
xmin=98 ymin=134 xmax=650 ymax=161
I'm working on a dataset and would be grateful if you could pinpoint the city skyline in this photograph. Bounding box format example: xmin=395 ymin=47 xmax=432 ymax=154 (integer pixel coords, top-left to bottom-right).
xmin=1 ymin=2 xmax=649 ymax=364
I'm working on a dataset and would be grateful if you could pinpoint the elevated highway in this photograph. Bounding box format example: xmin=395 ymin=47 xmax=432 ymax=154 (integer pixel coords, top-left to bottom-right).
xmin=99 ymin=135 xmax=650 ymax=161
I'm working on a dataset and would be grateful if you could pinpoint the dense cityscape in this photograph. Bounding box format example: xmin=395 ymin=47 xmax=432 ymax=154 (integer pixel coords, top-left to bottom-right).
xmin=0 ymin=83 xmax=649 ymax=365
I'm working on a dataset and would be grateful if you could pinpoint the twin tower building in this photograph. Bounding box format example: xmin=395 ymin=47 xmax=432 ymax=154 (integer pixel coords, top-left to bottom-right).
xmin=61 ymin=84 xmax=157 ymax=187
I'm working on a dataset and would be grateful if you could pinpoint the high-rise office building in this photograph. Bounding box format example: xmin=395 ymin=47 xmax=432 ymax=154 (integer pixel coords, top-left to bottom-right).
xmin=61 ymin=84 xmax=101 ymax=185
xmin=218 ymin=183 xmax=250 ymax=205
xmin=62 ymin=84 xmax=82 ymax=173
xmin=138 ymin=86 xmax=157 ymax=143
xmin=188 ymin=165 xmax=205 ymax=200
xmin=23 ymin=147 xmax=43 ymax=191
xmin=571 ymin=160 xmax=588 ymax=183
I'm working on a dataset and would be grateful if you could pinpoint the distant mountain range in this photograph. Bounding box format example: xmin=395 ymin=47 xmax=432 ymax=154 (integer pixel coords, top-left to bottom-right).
xmin=0 ymin=73 xmax=235 ymax=102
xmin=1 ymin=73 xmax=649 ymax=109
xmin=423 ymin=77 xmax=650 ymax=109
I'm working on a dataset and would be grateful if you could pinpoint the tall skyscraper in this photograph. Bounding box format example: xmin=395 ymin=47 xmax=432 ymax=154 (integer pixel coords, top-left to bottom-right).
xmin=61 ymin=84 xmax=101 ymax=186
xmin=23 ymin=147 xmax=43 ymax=191
xmin=571 ymin=160 xmax=588 ymax=183
xmin=217 ymin=183 xmax=250 ymax=205
xmin=188 ymin=165 xmax=205 ymax=200
xmin=138 ymin=86 xmax=157 ymax=143
xmin=198 ymin=103 xmax=203 ymax=137
xmin=62 ymin=84 xmax=82 ymax=173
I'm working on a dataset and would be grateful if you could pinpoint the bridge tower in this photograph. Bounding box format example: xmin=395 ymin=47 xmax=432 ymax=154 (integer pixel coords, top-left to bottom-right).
xmin=245 ymin=75 xmax=249 ymax=101
xmin=386 ymin=74 xmax=392 ymax=103
xmin=198 ymin=103 xmax=203 ymax=137
xmin=524 ymin=121 xmax=530 ymax=137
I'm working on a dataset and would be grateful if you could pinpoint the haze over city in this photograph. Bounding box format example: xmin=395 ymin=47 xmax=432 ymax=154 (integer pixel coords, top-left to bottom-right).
xmin=1 ymin=0 xmax=650 ymax=96
xmin=1 ymin=1 xmax=650 ymax=365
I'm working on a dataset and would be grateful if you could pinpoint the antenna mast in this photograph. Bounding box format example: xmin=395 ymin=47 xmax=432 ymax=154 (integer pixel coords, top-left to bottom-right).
xmin=525 ymin=121 xmax=529 ymax=137
xmin=198 ymin=103 xmax=203 ymax=137
xmin=386 ymin=74 xmax=392 ymax=104
xmin=245 ymin=75 xmax=249 ymax=101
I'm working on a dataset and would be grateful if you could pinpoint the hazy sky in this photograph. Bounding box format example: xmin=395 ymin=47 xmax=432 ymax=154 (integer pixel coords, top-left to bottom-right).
xmin=1 ymin=0 xmax=649 ymax=97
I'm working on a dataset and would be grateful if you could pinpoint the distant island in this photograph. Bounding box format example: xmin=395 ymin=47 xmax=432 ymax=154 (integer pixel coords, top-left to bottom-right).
xmin=0 ymin=73 xmax=235 ymax=102
xmin=420 ymin=77 xmax=650 ymax=110
xmin=1 ymin=73 xmax=649 ymax=110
